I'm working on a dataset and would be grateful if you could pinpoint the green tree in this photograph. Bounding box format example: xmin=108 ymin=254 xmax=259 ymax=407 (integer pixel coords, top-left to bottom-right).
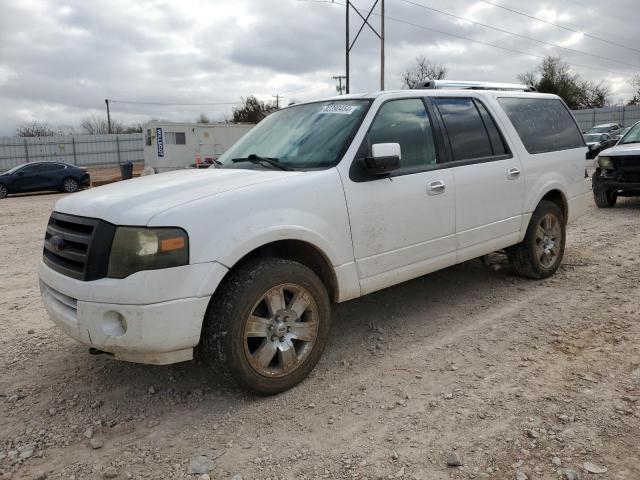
xmin=519 ymin=56 xmax=609 ymax=109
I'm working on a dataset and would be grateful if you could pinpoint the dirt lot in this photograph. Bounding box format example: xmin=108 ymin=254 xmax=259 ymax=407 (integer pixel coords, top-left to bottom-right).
xmin=1 ymin=192 xmax=639 ymax=480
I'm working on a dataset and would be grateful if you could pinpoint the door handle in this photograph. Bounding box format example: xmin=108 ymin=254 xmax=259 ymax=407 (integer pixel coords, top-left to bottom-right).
xmin=428 ymin=180 xmax=446 ymax=195
xmin=507 ymin=167 xmax=521 ymax=179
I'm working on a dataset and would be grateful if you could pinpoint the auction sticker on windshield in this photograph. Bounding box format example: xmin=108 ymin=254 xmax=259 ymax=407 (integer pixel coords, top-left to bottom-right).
xmin=319 ymin=104 xmax=358 ymax=115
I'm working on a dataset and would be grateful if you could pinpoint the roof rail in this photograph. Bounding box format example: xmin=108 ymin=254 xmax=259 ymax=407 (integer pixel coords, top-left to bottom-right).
xmin=417 ymin=79 xmax=536 ymax=92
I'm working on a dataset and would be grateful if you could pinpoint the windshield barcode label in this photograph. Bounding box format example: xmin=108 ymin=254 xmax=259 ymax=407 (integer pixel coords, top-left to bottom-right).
xmin=319 ymin=105 xmax=357 ymax=115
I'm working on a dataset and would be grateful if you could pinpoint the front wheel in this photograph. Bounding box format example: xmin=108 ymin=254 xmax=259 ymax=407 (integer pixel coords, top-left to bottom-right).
xmin=507 ymin=200 xmax=566 ymax=279
xmin=593 ymin=188 xmax=617 ymax=208
xmin=199 ymin=257 xmax=331 ymax=395
xmin=62 ymin=177 xmax=79 ymax=193
xmin=0 ymin=184 xmax=7 ymax=199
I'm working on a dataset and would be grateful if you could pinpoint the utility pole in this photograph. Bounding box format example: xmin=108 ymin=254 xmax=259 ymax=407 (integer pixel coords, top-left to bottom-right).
xmin=380 ymin=0 xmax=385 ymax=91
xmin=272 ymin=94 xmax=281 ymax=109
xmin=332 ymin=75 xmax=347 ymax=95
xmin=343 ymin=0 xmax=385 ymax=94
xmin=105 ymin=99 xmax=112 ymax=134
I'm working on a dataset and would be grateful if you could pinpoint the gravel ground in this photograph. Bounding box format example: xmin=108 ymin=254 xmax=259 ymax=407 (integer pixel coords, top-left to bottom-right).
xmin=0 ymin=191 xmax=639 ymax=480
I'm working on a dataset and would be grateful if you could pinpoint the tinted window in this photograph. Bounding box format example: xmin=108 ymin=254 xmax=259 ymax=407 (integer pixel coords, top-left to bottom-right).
xmin=434 ymin=98 xmax=493 ymax=161
xmin=365 ymin=99 xmax=437 ymax=169
xmin=475 ymin=100 xmax=508 ymax=156
xmin=20 ymin=164 xmax=42 ymax=174
xmin=41 ymin=163 xmax=65 ymax=172
xmin=498 ymin=97 xmax=584 ymax=154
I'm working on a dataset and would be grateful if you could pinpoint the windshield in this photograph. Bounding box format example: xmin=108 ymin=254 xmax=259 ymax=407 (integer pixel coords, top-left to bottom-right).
xmin=620 ymin=123 xmax=640 ymax=144
xmin=589 ymin=126 xmax=613 ymax=133
xmin=584 ymin=134 xmax=603 ymax=142
xmin=218 ymin=100 xmax=371 ymax=169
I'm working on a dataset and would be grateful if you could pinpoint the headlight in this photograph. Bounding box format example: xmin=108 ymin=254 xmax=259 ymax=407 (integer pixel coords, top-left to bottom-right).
xmin=597 ymin=156 xmax=614 ymax=170
xmin=107 ymin=227 xmax=189 ymax=278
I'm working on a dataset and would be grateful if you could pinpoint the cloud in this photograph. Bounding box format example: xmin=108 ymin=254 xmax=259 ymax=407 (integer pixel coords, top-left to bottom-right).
xmin=0 ymin=0 xmax=637 ymax=135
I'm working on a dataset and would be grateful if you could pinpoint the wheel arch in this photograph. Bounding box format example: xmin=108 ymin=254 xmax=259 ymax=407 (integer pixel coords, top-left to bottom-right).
xmin=539 ymin=189 xmax=568 ymax=224
xmin=220 ymin=238 xmax=340 ymax=303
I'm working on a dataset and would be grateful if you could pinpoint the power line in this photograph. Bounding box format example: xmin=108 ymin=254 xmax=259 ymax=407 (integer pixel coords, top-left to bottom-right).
xmin=399 ymin=0 xmax=639 ymax=70
xmin=109 ymin=99 xmax=240 ymax=106
xmin=479 ymin=0 xmax=640 ymax=55
xmin=306 ymin=0 xmax=630 ymax=78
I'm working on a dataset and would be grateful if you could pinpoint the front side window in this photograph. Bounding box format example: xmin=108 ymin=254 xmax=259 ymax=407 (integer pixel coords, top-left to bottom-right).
xmin=498 ymin=97 xmax=584 ymax=154
xmin=217 ymin=100 xmax=370 ymax=169
xmin=362 ymin=98 xmax=437 ymax=169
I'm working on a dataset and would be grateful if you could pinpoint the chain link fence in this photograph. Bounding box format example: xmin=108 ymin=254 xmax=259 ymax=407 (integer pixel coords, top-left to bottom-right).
xmin=571 ymin=105 xmax=640 ymax=131
xmin=0 ymin=134 xmax=143 ymax=172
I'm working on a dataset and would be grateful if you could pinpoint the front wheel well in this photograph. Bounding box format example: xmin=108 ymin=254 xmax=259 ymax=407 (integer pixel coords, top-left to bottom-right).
xmin=229 ymin=240 xmax=338 ymax=302
xmin=540 ymin=190 xmax=568 ymax=224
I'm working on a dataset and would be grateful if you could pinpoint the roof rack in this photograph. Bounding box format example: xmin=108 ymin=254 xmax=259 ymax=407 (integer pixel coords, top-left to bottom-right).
xmin=416 ymin=80 xmax=536 ymax=92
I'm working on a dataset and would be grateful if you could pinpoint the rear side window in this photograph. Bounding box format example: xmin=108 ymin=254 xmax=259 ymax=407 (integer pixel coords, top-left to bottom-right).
xmin=433 ymin=98 xmax=507 ymax=161
xmin=498 ymin=97 xmax=584 ymax=154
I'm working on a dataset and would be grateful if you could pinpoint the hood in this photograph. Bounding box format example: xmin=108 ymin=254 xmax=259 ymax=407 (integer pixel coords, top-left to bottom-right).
xmin=54 ymin=168 xmax=298 ymax=225
xmin=600 ymin=143 xmax=640 ymax=157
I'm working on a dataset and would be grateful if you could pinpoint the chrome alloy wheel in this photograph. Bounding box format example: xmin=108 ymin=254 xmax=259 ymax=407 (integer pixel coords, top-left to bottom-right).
xmin=243 ymin=283 xmax=319 ymax=378
xmin=536 ymin=213 xmax=562 ymax=269
xmin=63 ymin=178 xmax=78 ymax=192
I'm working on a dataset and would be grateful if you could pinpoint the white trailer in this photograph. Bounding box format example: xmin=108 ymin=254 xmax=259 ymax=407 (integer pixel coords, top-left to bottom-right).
xmin=142 ymin=122 xmax=253 ymax=173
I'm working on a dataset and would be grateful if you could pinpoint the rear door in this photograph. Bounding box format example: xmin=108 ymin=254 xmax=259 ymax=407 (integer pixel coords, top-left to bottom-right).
xmin=430 ymin=96 xmax=525 ymax=262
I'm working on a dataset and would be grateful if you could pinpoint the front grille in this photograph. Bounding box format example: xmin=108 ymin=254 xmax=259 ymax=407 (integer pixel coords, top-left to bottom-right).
xmin=43 ymin=212 xmax=116 ymax=281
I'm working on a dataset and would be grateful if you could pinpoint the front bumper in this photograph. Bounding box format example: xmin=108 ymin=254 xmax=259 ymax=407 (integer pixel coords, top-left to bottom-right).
xmin=39 ymin=260 xmax=228 ymax=364
xmin=593 ymin=170 xmax=640 ymax=193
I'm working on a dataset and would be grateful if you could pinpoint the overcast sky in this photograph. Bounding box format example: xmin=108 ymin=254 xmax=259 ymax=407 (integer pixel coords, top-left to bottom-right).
xmin=0 ymin=0 xmax=638 ymax=135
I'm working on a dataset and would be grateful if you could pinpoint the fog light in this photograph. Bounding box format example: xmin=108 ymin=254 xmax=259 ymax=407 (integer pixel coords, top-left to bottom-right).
xmin=102 ymin=311 xmax=127 ymax=337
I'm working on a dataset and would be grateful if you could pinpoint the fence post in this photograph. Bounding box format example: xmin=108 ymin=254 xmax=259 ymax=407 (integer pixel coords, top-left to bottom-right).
xmin=622 ymin=107 xmax=626 ymax=127
xmin=71 ymin=137 xmax=77 ymax=165
xmin=116 ymin=136 xmax=121 ymax=165
xmin=592 ymin=109 xmax=596 ymax=126
xmin=23 ymin=138 xmax=30 ymax=163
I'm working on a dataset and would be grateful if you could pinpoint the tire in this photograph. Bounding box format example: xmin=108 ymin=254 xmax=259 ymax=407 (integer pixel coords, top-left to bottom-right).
xmin=62 ymin=177 xmax=79 ymax=193
xmin=0 ymin=184 xmax=7 ymax=199
xmin=199 ymin=257 xmax=331 ymax=395
xmin=593 ymin=188 xmax=617 ymax=208
xmin=507 ymin=200 xmax=566 ymax=279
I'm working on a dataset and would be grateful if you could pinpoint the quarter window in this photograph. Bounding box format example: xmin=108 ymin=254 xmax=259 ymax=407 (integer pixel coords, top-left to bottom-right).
xmin=498 ymin=97 xmax=584 ymax=154
xmin=363 ymin=99 xmax=438 ymax=169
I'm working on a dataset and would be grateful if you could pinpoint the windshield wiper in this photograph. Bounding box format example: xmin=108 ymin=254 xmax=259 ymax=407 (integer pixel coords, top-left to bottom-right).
xmin=232 ymin=154 xmax=293 ymax=171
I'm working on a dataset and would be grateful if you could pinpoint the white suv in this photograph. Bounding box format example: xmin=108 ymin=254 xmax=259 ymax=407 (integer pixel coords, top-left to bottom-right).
xmin=39 ymin=85 xmax=590 ymax=394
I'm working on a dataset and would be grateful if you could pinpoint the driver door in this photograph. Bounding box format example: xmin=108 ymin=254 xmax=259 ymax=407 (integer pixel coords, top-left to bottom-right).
xmin=340 ymin=98 xmax=456 ymax=295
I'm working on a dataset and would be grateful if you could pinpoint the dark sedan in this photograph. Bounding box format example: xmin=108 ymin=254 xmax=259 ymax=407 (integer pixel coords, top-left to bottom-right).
xmin=0 ymin=162 xmax=90 ymax=199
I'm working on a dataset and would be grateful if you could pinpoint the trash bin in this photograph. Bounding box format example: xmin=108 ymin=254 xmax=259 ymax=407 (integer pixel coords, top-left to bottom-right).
xmin=120 ymin=161 xmax=133 ymax=180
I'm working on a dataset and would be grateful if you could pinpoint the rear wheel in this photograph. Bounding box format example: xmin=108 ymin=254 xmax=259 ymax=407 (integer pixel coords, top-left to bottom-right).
xmin=593 ymin=188 xmax=617 ymax=208
xmin=199 ymin=257 xmax=331 ymax=395
xmin=508 ymin=200 xmax=566 ymax=279
xmin=0 ymin=184 xmax=7 ymax=199
xmin=62 ymin=177 xmax=79 ymax=193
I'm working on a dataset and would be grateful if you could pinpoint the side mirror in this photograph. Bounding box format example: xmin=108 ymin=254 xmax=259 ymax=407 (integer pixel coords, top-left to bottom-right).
xmin=364 ymin=143 xmax=401 ymax=175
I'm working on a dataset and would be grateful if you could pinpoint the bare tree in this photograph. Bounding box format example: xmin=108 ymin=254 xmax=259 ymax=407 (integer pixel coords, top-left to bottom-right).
xmin=232 ymin=96 xmax=277 ymax=124
xmin=80 ymin=115 xmax=124 ymax=134
xmin=197 ymin=113 xmax=210 ymax=124
xmin=628 ymin=74 xmax=640 ymax=106
xmin=16 ymin=121 xmax=54 ymax=137
xmin=401 ymin=56 xmax=448 ymax=89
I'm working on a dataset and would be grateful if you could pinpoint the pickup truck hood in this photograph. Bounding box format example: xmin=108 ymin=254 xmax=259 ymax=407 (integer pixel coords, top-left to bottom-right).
xmin=54 ymin=168 xmax=298 ymax=225
xmin=600 ymin=143 xmax=640 ymax=157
